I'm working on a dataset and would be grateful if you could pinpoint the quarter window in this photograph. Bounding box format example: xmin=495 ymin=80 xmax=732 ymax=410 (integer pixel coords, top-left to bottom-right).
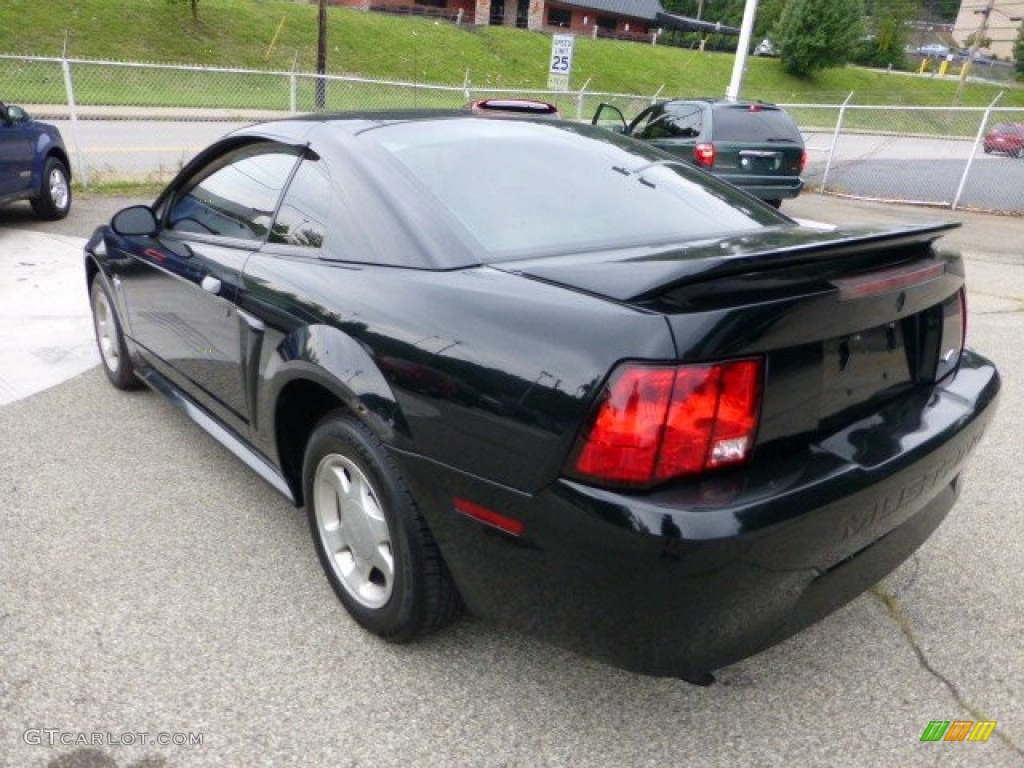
xmin=167 ymin=142 xmax=300 ymax=241
xmin=270 ymin=153 xmax=331 ymax=249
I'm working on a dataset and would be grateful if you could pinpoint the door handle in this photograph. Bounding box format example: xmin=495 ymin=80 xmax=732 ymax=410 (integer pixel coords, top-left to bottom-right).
xmin=201 ymin=275 xmax=222 ymax=295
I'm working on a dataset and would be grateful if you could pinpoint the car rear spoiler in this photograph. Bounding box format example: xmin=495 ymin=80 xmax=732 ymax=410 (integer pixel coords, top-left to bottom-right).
xmin=502 ymin=222 xmax=962 ymax=304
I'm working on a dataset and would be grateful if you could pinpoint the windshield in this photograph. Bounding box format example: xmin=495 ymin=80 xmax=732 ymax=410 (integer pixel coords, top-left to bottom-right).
xmin=361 ymin=119 xmax=784 ymax=261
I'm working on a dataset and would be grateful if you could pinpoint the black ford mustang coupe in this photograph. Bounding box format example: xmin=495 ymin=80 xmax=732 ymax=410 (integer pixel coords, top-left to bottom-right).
xmin=85 ymin=113 xmax=999 ymax=683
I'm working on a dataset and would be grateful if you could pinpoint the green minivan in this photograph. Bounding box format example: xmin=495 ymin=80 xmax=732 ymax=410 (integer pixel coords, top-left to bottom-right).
xmin=593 ymin=98 xmax=806 ymax=208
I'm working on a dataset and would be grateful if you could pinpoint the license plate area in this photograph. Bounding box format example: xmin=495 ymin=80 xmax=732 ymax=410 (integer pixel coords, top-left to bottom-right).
xmin=820 ymin=322 xmax=912 ymax=424
xmin=739 ymin=150 xmax=781 ymax=172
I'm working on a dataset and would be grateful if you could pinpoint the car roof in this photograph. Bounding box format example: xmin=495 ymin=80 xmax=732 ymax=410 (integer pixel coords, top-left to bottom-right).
xmin=231 ymin=109 xmax=574 ymax=141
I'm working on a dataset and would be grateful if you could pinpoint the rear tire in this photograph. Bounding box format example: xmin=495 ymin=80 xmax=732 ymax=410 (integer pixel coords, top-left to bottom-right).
xmin=30 ymin=156 xmax=71 ymax=220
xmin=90 ymin=278 xmax=140 ymax=390
xmin=303 ymin=411 xmax=463 ymax=642
xmin=1015 ymin=147 xmax=1024 ymax=159
xmin=765 ymin=199 xmax=782 ymax=209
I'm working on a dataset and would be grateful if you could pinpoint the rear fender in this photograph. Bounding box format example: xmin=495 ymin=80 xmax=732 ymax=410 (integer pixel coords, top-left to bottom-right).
xmin=261 ymin=323 xmax=408 ymax=445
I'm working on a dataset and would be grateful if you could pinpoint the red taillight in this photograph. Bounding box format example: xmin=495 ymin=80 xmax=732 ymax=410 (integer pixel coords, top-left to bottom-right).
xmin=799 ymin=150 xmax=808 ymax=172
xmin=695 ymin=142 xmax=716 ymax=168
xmin=569 ymin=360 xmax=762 ymax=489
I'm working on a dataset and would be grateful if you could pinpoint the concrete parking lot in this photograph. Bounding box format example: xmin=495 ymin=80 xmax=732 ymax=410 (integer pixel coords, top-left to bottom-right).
xmin=0 ymin=192 xmax=1022 ymax=767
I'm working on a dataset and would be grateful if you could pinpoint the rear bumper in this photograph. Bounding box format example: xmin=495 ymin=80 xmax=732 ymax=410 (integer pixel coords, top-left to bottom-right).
xmin=723 ymin=174 xmax=804 ymax=201
xmin=400 ymin=350 xmax=999 ymax=677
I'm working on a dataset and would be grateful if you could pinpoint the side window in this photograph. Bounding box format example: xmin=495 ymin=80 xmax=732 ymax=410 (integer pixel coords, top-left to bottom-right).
xmin=631 ymin=107 xmax=663 ymax=139
xmin=636 ymin=105 xmax=703 ymax=140
xmin=167 ymin=142 xmax=301 ymax=241
xmin=269 ymin=153 xmax=331 ymax=249
xmin=662 ymin=105 xmax=703 ymax=139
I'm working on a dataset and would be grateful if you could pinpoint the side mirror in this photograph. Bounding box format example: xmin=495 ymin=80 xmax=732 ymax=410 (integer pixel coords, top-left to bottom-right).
xmin=111 ymin=205 xmax=159 ymax=236
xmin=5 ymin=105 xmax=29 ymax=124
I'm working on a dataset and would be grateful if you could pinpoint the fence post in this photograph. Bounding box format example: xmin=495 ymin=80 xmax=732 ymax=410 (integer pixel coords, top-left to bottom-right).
xmin=463 ymin=68 xmax=471 ymax=100
xmin=289 ymin=53 xmax=298 ymax=113
xmin=651 ymin=85 xmax=664 ymax=105
xmin=953 ymin=91 xmax=1003 ymax=211
xmin=820 ymin=91 xmax=853 ymax=194
xmin=576 ymin=77 xmax=591 ymax=122
xmin=59 ymin=55 xmax=88 ymax=188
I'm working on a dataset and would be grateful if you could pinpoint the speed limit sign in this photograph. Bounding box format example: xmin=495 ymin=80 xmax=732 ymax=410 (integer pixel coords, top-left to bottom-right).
xmin=547 ymin=34 xmax=574 ymax=90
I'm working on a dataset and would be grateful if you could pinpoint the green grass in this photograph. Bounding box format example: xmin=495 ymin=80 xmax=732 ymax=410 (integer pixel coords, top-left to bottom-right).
xmin=73 ymin=179 xmax=166 ymax=197
xmin=2 ymin=0 xmax=1022 ymax=113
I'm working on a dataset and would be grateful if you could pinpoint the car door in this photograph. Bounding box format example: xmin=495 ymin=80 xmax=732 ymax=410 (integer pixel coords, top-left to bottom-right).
xmin=118 ymin=140 xmax=303 ymax=432
xmin=0 ymin=105 xmax=36 ymax=199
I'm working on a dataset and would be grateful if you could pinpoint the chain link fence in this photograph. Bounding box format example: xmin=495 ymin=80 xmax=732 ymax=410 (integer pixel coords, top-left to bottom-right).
xmin=796 ymin=98 xmax=1024 ymax=214
xmin=3 ymin=54 xmax=1023 ymax=214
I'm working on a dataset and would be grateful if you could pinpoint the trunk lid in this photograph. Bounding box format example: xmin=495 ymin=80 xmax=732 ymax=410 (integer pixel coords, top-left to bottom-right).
xmin=498 ymin=221 xmax=966 ymax=453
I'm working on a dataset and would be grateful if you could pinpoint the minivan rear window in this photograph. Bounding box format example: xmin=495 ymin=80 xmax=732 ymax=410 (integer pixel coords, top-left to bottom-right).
xmin=712 ymin=106 xmax=803 ymax=143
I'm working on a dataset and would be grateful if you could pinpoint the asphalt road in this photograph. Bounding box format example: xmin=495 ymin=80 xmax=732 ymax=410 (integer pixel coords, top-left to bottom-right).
xmin=51 ymin=120 xmax=245 ymax=183
xmin=804 ymin=155 xmax=1024 ymax=211
xmin=1 ymin=193 xmax=1022 ymax=767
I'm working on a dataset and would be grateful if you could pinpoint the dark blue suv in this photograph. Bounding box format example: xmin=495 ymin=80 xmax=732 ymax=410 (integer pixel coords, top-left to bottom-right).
xmin=0 ymin=102 xmax=72 ymax=220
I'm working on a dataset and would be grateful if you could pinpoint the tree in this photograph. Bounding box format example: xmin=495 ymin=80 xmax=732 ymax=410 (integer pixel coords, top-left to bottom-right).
xmin=754 ymin=0 xmax=787 ymax=40
xmin=774 ymin=0 xmax=865 ymax=77
xmin=961 ymin=32 xmax=992 ymax=51
xmin=854 ymin=0 xmax=919 ymax=70
xmin=167 ymin=0 xmax=200 ymax=23
xmin=1016 ymin=23 xmax=1024 ymax=79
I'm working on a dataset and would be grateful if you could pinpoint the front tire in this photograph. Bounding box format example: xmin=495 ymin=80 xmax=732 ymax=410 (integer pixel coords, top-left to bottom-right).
xmin=1015 ymin=147 xmax=1024 ymax=159
xmin=90 ymin=278 xmax=140 ymax=390
xmin=303 ymin=412 xmax=462 ymax=642
xmin=765 ymin=199 xmax=783 ymax=209
xmin=30 ymin=156 xmax=71 ymax=220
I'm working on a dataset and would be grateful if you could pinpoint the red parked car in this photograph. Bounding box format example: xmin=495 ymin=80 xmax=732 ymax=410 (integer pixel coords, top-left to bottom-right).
xmin=983 ymin=122 xmax=1024 ymax=158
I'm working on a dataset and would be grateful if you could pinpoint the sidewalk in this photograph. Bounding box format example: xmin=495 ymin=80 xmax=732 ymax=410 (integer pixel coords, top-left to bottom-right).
xmin=786 ymin=194 xmax=1024 ymax=262
xmin=0 ymin=228 xmax=96 ymax=405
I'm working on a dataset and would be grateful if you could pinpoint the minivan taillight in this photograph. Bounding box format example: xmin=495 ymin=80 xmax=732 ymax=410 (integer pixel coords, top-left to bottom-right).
xmin=695 ymin=142 xmax=716 ymax=168
xmin=568 ymin=360 xmax=762 ymax=489
xmin=800 ymin=150 xmax=808 ymax=172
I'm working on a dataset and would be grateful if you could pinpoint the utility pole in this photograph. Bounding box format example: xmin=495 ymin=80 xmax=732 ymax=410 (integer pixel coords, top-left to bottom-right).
xmin=954 ymin=0 xmax=994 ymax=104
xmin=725 ymin=0 xmax=758 ymax=101
xmin=316 ymin=0 xmax=328 ymax=109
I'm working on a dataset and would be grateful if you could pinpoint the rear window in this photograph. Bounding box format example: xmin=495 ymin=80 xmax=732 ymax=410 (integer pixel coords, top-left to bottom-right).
xmin=361 ymin=119 xmax=783 ymax=260
xmin=992 ymin=123 xmax=1024 ymax=134
xmin=711 ymin=106 xmax=803 ymax=143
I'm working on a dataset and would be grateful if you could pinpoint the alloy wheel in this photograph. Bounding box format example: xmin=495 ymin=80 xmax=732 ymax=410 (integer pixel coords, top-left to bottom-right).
xmin=92 ymin=284 xmax=120 ymax=373
xmin=49 ymin=167 xmax=70 ymax=212
xmin=313 ymin=454 xmax=394 ymax=609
